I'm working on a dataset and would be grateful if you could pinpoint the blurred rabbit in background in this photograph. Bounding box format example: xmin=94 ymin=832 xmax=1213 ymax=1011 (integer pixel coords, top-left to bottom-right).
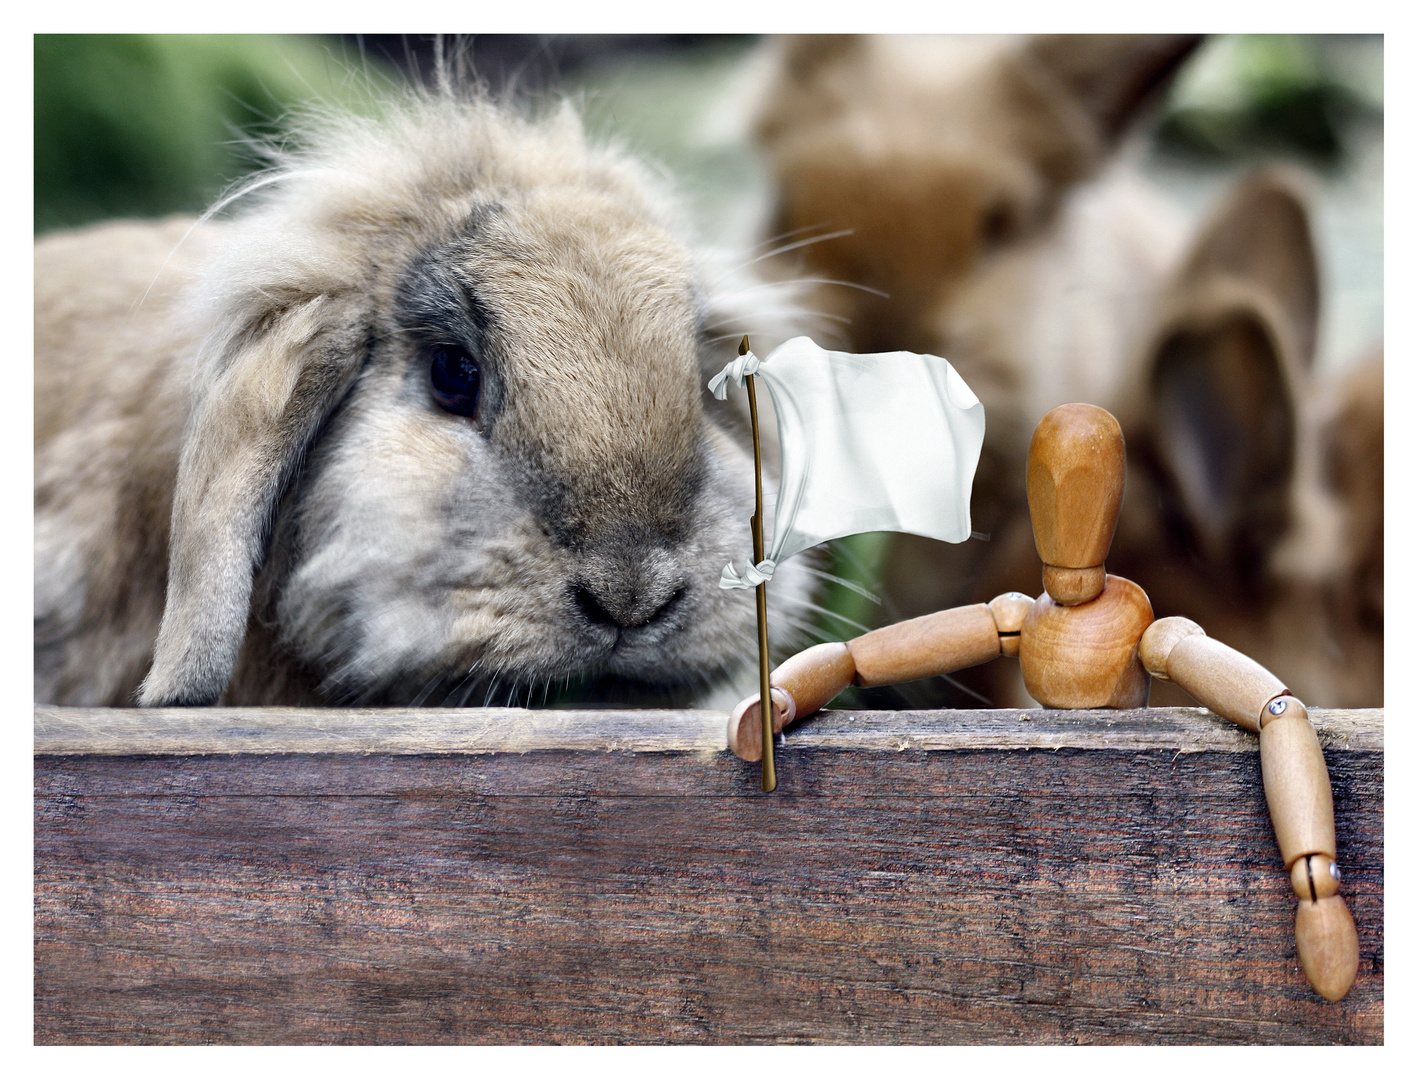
xmin=747 ymin=34 xmax=1382 ymax=708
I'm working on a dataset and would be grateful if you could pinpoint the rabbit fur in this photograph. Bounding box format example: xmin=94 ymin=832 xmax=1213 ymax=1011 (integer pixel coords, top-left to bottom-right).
xmin=34 ymin=88 xmax=817 ymax=708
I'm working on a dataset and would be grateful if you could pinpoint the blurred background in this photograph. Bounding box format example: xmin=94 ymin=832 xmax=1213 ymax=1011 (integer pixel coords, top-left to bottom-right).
xmin=34 ymin=34 xmax=1384 ymax=707
xmin=32 ymin=32 xmax=1382 ymax=374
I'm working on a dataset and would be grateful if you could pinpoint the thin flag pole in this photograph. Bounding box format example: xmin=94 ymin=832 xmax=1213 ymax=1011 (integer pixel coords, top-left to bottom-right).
xmin=741 ymin=335 xmax=776 ymax=793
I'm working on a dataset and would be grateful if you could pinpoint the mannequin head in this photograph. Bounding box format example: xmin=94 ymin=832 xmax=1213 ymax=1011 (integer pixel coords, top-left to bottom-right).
xmin=1026 ymin=403 xmax=1126 ymax=604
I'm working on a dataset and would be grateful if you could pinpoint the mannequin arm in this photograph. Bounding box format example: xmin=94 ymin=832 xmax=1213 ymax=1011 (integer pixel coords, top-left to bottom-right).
xmin=1139 ymin=617 xmax=1360 ymax=1001
xmin=727 ymin=594 xmax=1031 ymax=761
xmin=725 ymin=641 xmax=857 ymax=762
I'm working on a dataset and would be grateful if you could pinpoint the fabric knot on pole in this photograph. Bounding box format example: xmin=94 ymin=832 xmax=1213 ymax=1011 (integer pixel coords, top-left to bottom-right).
xmin=708 ymin=351 xmax=762 ymax=399
xmin=720 ymin=558 xmax=776 ymax=590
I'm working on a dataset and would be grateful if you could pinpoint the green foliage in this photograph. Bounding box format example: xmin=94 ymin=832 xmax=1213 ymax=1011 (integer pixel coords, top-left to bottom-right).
xmin=34 ymin=34 xmax=389 ymax=233
xmin=1156 ymin=35 xmax=1382 ymax=167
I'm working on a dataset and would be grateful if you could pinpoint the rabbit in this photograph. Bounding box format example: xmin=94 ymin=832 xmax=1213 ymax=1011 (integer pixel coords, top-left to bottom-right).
xmin=746 ymin=34 xmax=1382 ymax=708
xmin=746 ymin=33 xmax=1202 ymax=612
xmin=34 ymin=85 xmax=820 ymax=708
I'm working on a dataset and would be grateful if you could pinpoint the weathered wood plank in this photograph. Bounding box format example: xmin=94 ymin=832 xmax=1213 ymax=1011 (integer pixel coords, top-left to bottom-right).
xmin=32 ymin=705 xmax=1383 ymax=756
xmin=32 ymin=705 xmax=726 ymax=755
xmin=34 ymin=707 xmax=1383 ymax=1045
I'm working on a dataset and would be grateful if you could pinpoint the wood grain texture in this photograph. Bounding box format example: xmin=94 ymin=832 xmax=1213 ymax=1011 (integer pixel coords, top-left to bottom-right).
xmin=728 ymin=643 xmax=858 ymax=762
xmin=1040 ymin=564 xmax=1107 ymax=606
xmin=1261 ymin=707 xmax=1338 ymax=866
xmin=848 ymin=603 xmax=999 ymax=687
xmin=33 ymin=705 xmax=730 ymax=756
xmin=775 ymin=642 xmax=857 ymax=718
xmin=1026 ymin=403 xmax=1125 ymax=573
xmin=1018 ymin=578 xmax=1154 ymax=709
xmin=34 ymin=707 xmax=1383 ymax=1045
xmin=1165 ymin=633 xmax=1289 ymax=732
xmin=33 ymin=705 xmax=1384 ymax=757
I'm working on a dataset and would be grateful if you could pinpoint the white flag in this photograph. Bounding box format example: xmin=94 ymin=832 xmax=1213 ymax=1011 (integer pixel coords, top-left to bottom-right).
xmin=709 ymin=337 xmax=986 ymax=590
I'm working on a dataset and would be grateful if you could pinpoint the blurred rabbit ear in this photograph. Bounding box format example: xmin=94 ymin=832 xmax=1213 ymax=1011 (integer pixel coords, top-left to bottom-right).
xmin=1319 ymin=350 xmax=1383 ymax=628
xmin=1175 ymin=170 xmax=1321 ymax=370
xmin=1021 ymin=34 xmax=1202 ymax=144
xmin=139 ymin=294 xmax=368 ymax=705
xmin=777 ymin=33 xmax=865 ymax=79
xmin=753 ymin=34 xmax=868 ymax=142
xmin=1132 ymin=172 xmax=1320 ymax=582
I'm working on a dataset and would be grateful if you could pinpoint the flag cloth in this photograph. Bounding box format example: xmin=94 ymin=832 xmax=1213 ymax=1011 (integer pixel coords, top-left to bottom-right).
xmin=709 ymin=336 xmax=986 ymax=590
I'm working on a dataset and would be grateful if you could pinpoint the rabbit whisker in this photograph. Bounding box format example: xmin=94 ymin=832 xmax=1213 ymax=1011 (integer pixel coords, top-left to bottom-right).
xmin=797 ymin=564 xmax=882 ymax=605
xmin=708 ymin=229 xmax=855 ymax=285
xmin=723 ymin=277 xmax=891 ymax=299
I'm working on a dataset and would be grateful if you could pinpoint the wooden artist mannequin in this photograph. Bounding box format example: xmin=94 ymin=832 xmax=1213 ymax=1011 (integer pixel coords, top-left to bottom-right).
xmin=728 ymin=402 xmax=1360 ymax=1001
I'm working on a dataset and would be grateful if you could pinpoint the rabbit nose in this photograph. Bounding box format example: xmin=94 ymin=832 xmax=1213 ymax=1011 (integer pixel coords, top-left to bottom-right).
xmin=572 ymin=566 xmax=686 ymax=631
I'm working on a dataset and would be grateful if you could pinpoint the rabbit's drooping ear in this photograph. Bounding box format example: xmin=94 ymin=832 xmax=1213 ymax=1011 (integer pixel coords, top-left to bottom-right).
xmin=139 ymin=293 xmax=368 ymax=705
xmin=1131 ymin=172 xmax=1320 ymax=582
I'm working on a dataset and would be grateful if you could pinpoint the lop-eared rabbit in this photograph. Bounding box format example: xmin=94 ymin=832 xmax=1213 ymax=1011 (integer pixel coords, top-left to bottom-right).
xmin=34 ymin=88 xmax=816 ymax=708
xmin=751 ymin=34 xmax=1382 ymax=707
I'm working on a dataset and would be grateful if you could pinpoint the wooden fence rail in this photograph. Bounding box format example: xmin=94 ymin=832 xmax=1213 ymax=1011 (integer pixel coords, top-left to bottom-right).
xmin=34 ymin=705 xmax=1383 ymax=1044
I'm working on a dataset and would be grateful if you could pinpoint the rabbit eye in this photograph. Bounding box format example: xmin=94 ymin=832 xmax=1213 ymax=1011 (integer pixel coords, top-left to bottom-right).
xmin=980 ymin=202 xmax=1016 ymax=249
xmin=429 ymin=345 xmax=481 ymax=417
